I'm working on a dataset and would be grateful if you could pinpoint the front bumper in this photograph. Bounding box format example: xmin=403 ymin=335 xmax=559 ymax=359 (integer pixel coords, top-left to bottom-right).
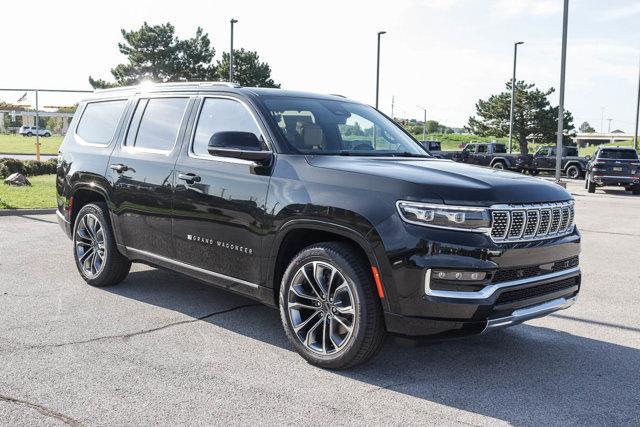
xmin=374 ymin=219 xmax=581 ymax=338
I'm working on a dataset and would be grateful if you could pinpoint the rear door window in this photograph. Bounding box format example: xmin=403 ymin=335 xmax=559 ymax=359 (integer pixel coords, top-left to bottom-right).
xmin=126 ymin=97 xmax=189 ymax=152
xmin=76 ymin=100 xmax=127 ymax=145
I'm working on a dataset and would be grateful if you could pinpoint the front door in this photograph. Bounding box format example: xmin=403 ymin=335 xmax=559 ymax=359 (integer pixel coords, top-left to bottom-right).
xmin=172 ymin=96 xmax=272 ymax=286
xmin=108 ymin=95 xmax=194 ymax=257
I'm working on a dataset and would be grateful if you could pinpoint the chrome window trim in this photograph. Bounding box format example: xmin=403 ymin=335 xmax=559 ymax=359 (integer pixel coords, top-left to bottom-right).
xmin=125 ymin=247 xmax=259 ymax=289
xmin=121 ymin=95 xmax=191 ymax=155
xmin=187 ymin=95 xmax=273 ymax=165
xmin=425 ymin=266 xmax=580 ymax=300
xmin=74 ymin=99 xmax=129 ymax=148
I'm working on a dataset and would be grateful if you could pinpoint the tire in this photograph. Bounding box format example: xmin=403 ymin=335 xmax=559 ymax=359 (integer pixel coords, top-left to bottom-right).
xmin=529 ymin=169 xmax=539 ymax=176
xmin=26 ymin=132 xmax=33 ymax=137
xmin=587 ymin=178 xmax=596 ymax=193
xmin=73 ymin=202 xmax=131 ymax=287
xmin=565 ymin=165 xmax=580 ymax=179
xmin=279 ymin=242 xmax=385 ymax=369
xmin=492 ymin=162 xmax=506 ymax=170
xmin=44 ymin=132 xmax=51 ymax=137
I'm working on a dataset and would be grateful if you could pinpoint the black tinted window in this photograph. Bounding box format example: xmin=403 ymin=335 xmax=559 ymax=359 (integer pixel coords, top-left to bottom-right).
xmin=76 ymin=100 xmax=126 ymax=144
xmin=598 ymin=149 xmax=638 ymax=160
xmin=565 ymin=147 xmax=578 ymax=156
xmin=192 ymin=98 xmax=263 ymax=157
xmin=493 ymin=144 xmax=506 ymax=153
xmin=127 ymin=98 xmax=189 ymax=152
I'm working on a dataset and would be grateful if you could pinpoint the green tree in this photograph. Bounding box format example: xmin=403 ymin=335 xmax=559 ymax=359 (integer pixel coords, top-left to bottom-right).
xmin=90 ymin=23 xmax=278 ymax=89
xmin=578 ymin=121 xmax=596 ymax=133
xmin=214 ymin=49 xmax=280 ymax=87
xmin=467 ymin=80 xmax=574 ymax=154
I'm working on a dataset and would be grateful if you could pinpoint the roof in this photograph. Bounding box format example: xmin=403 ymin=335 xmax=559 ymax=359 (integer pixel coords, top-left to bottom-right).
xmin=88 ymin=82 xmax=356 ymax=103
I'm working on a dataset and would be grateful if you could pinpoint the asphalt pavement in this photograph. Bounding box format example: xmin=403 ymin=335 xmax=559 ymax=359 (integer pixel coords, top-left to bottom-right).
xmin=1 ymin=180 xmax=639 ymax=425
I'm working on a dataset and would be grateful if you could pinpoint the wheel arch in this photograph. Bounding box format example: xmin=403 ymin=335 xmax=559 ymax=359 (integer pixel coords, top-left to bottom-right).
xmin=69 ymin=184 xmax=110 ymax=230
xmin=490 ymin=157 xmax=510 ymax=168
xmin=267 ymin=220 xmax=383 ymax=307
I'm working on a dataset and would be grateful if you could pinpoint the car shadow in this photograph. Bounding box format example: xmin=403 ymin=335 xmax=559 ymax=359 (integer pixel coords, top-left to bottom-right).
xmin=107 ymin=268 xmax=639 ymax=425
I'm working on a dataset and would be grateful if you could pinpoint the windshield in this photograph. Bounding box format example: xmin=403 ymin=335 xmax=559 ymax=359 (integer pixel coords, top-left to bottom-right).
xmin=598 ymin=149 xmax=638 ymax=160
xmin=263 ymin=97 xmax=428 ymax=156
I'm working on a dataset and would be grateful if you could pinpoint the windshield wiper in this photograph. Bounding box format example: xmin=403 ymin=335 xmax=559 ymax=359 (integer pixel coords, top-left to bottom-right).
xmin=390 ymin=152 xmax=429 ymax=158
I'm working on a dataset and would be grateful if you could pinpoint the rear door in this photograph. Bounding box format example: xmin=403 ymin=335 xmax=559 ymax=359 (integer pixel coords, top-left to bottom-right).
xmin=107 ymin=94 xmax=195 ymax=258
xmin=171 ymin=95 xmax=272 ymax=286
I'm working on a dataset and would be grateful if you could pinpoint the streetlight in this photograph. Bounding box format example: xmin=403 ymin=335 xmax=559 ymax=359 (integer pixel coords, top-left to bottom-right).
xmin=508 ymin=41 xmax=524 ymax=154
xmin=375 ymin=31 xmax=386 ymax=109
xmin=634 ymin=55 xmax=640 ymax=151
xmin=229 ymin=18 xmax=238 ymax=82
xmin=555 ymin=0 xmax=569 ymax=183
xmin=418 ymin=106 xmax=427 ymax=142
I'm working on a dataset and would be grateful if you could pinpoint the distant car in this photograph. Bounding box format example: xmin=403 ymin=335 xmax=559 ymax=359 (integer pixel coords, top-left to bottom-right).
xmin=18 ymin=126 xmax=51 ymax=137
xmin=585 ymin=146 xmax=640 ymax=194
xmin=521 ymin=146 xmax=588 ymax=179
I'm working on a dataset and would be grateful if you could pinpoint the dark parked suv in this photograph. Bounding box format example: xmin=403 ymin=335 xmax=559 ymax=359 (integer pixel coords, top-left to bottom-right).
xmin=56 ymin=82 xmax=581 ymax=369
xmin=584 ymin=146 xmax=640 ymax=194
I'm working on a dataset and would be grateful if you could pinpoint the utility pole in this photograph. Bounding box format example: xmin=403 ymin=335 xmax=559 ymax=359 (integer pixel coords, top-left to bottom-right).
xmin=375 ymin=31 xmax=386 ymax=109
xmin=601 ymin=107 xmax=604 ymax=133
xmin=555 ymin=0 xmax=569 ymax=183
xmin=391 ymin=95 xmax=395 ymax=121
xmin=229 ymin=18 xmax=238 ymax=82
xmin=634 ymin=55 xmax=640 ymax=151
xmin=607 ymin=118 xmax=613 ymax=133
xmin=418 ymin=106 xmax=427 ymax=142
xmin=508 ymin=41 xmax=524 ymax=154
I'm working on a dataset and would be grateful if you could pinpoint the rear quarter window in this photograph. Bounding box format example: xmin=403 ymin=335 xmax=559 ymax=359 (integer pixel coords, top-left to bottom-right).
xmin=76 ymin=100 xmax=127 ymax=145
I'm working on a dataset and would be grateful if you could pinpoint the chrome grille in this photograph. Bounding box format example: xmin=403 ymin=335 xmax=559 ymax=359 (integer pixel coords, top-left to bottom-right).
xmin=489 ymin=201 xmax=575 ymax=243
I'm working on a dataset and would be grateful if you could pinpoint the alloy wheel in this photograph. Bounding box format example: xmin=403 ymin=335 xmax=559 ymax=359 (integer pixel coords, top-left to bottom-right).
xmin=75 ymin=213 xmax=106 ymax=277
xmin=287 ymin=261 xmax=356 ymax=355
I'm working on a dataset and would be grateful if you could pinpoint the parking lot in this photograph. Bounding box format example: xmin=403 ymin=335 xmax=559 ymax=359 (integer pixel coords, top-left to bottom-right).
xmin=1 ymin=179 xmax=639 ymax=425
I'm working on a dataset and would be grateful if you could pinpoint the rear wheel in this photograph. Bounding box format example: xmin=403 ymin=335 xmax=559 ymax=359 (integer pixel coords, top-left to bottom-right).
xmin=565 ymin=165 xmax=581 ymax=179
xmin=26 ymin=132 xmax=33 ymax=137
xmin=279 ymin=242 xmax=385 ymax=369
xmin=529 ymin=169 xmax=539 ymax=176
xmin=492 ymin=162 xmax=506 ymax=170
xmin=73 ymin=202 xmax=131 ymax=287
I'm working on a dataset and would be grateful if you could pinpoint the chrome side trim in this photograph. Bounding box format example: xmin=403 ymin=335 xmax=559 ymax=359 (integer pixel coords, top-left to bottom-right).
xmin=125 ymin=246 xmax=259 ymax=289
xmin=483 ymin=295 xmax=577 ymax=332
xmin=425 ymin=266 xmax=580 ymax=300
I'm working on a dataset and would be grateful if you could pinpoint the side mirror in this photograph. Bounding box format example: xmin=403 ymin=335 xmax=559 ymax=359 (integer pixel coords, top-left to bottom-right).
xmin=207 ymin=131 xmax=272 ymax=162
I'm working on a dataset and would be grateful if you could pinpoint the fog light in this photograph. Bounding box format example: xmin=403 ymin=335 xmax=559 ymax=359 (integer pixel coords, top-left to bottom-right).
xmin=431 ymin=270 xmax=487 ymax=281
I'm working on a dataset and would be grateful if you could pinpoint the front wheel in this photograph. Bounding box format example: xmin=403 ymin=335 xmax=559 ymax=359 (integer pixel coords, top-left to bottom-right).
xmin=279 ymin=242 xmax=385 ymax=369
xmin=73 ymin=202 xmax=131 ymax=287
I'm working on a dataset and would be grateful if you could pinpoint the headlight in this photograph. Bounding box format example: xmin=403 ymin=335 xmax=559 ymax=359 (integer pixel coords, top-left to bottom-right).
xmin=396 ymin=201 xmax=491 ymax=232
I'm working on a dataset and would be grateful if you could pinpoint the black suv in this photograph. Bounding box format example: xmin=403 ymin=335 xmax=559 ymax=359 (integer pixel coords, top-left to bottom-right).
xmin=584 ymin=146 xmax=640 ymax=194
xmin=56 ymin=82 xmax=581 ymax=369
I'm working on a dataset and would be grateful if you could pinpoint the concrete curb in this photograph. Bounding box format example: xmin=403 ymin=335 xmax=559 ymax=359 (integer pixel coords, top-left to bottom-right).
xmin=0 ymin=208 xmax=56 ymax=216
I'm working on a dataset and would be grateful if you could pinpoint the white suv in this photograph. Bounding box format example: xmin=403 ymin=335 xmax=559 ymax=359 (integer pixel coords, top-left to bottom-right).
xmin=19 ymin=126 xmax=52 ymax=137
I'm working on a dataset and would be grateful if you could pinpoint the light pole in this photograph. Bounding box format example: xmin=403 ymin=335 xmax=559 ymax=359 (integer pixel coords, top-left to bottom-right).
xmin=229 ymin=18 xmax=238 ymax=82
xmin=375 ymin=31 xmax=386 ymax=109
xmin=418 ymin=106 xmax=427 ymax=141
xmin=555 ymin=0 xmax=569 ymax=183
xmin=508 ymin=41 xmax=524 ymax=154
xmin=634 ymin=55 xmax=640 ymax=151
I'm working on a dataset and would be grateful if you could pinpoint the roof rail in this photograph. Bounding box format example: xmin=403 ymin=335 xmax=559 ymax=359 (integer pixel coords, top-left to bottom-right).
xmin=330 ymin=93 xmax=347 ymax=98
xmin=95 ymin=81 xmax=241 ymax=93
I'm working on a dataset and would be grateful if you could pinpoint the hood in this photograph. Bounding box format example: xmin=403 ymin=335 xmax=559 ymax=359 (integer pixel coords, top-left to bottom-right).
xmin=307 ymin=156 xmax=572 ymax=206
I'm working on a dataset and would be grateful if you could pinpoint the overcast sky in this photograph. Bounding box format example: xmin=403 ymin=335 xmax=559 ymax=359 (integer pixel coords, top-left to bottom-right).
xmin=1 ymin=0 xmax=639 ymax=131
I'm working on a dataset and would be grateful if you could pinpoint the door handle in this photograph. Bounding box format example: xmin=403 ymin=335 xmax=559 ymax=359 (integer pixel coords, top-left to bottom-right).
xmin=110 ymin=163 xmax=129 ymax=173
xmin=177 ymin=172 xmax=201 ymax=183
